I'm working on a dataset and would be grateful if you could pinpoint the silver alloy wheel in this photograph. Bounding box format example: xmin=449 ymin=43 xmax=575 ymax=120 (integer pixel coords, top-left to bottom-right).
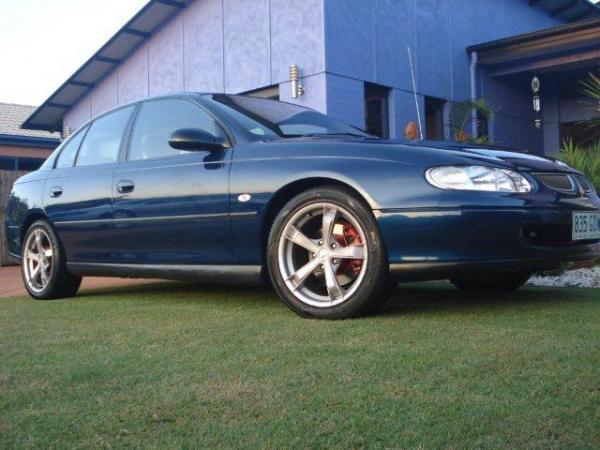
xmin=277 ymin=202 xmax=368 ymax=307
xmin=23 ymin=229 xmax=53 ymax=294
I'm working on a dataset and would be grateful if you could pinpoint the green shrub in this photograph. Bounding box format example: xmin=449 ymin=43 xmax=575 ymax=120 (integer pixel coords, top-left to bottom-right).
xmin=558 ymin=139 xmax=600 ymax=192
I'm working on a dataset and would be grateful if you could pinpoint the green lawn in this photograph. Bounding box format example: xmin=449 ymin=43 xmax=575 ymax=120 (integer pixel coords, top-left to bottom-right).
xmin=1 ymin=282 xmax=599 ymax=449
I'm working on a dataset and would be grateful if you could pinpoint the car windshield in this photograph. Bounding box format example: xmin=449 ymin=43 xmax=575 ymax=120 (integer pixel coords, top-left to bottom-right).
xmin=206 ymin=94 xmax=374 ymax=139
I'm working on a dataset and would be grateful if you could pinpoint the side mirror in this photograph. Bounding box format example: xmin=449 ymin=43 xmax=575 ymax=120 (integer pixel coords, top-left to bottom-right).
xmin=169 ymin=128 xmax=228 ymax=152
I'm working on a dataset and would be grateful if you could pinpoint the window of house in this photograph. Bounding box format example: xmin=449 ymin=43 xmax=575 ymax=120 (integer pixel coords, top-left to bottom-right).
xmin=55 ymin=126 xmax=88 ymax=168
xmin=559 ymin=77 xmax=599 ymax=146
xmin=244 ymin=85 xmax=280 ymax=100
xmin=76 ymin=106 xmax=134 ymax=167
xmin=425 ymin=96 xmax=446 ymax=140
xmin=128 ymin=99 xmax=226 ymax=161
xmin=364 ymin=83 xmax=390 ymax=139
xmin=477 ymin=110 xmax=489 ymax=140
xmin=560 ymin=122 xmax=597 ymax=147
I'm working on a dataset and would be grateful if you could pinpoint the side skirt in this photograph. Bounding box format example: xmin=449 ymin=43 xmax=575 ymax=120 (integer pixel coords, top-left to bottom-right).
xmin=67 ymin=262 xmax=264 ymax=284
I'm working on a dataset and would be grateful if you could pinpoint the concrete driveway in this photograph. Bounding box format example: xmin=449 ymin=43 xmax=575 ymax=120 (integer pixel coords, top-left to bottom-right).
xmin=0 ymin=265 xmax=161 ymax=299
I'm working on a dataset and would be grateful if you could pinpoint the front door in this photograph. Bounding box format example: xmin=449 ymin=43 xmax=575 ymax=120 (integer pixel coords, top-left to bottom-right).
xmin=112 ymin=98 xmax=232 ymax=264
xmin=44 ymin=106 xmax=135 ymax=263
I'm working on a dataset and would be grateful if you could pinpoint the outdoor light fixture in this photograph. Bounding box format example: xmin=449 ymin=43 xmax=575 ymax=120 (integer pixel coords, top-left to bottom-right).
xmin=289 ymin=64 xmax=305 ymax=99
xmin=531 ymin=76 xmax=541 ymax=129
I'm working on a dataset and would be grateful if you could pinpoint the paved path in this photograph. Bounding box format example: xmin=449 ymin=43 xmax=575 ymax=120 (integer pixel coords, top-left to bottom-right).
xmin=0 ymin=265 xmax=161 ymax=299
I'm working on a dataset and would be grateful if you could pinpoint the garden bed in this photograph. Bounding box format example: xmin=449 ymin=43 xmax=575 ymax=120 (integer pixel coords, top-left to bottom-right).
xmin=528 ymin=266 xmax=600 ymax=288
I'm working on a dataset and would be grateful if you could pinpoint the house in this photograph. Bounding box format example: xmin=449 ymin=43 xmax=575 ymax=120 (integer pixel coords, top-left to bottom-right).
xmin=0 ymin=103 xmax=60 ymax=171
xmin=0 ymin=103 xmax=60 ymax=265
xmin=21 ymin=0 xmax=600 ymax=155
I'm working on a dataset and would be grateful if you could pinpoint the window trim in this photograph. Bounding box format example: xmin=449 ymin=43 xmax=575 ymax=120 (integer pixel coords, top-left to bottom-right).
xmin=364 ymin=83 xmax=391 ymax=139
xmin=73 ymin=105 xmax=136 ymax=168
xmin=424 ymin=96 xmax=447 ymax=141
xmin=122 ymin=97 xmax=233 ymax=163
xmin=52 ymin=124 xmax=90 ymax=169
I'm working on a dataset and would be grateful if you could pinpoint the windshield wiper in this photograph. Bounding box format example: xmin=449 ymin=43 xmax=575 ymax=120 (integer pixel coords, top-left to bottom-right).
xmin=300 ymin=132 xmax=378 ymax=139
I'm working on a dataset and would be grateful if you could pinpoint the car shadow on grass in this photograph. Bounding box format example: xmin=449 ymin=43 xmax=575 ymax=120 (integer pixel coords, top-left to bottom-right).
xmin=74 ymin=280 xmax=595 ymax=316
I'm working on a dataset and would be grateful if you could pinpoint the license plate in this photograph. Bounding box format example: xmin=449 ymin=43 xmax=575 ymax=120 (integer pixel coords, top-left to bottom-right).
xmin=572 ymin=211 xmax=600 ymax=240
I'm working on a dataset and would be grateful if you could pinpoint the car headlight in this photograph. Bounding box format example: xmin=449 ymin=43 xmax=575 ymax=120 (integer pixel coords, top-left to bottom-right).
xmin=426 ymin=165 xmax=532 ymax=193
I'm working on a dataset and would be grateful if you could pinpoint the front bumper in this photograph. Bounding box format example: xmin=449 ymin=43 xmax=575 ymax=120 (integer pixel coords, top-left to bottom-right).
xmin=377 ymin=207 xmax=599 ymax=281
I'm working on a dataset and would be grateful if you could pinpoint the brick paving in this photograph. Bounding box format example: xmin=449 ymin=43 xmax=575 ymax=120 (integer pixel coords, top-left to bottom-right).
xmin=0 ymin=265 xmax=162 ymax=299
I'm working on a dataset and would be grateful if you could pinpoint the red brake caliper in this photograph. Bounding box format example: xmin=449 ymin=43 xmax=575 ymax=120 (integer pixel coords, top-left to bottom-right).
xmin=333 ymin=221 xmax=363 ymax=280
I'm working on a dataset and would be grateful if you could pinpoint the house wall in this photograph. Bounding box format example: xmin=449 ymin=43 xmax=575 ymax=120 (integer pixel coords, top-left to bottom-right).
xmin=63 ymin=0 xmax=564 ymax=154
xmin=0 ymin=145 xmax=53 ymax=159
xmin=322 ymin=0 xmax=563 ymax=143
xmin=64 ymin=0 xmax=326 ymax=132
xmin=482 ymin=74 xmax=545 ymax=153
xmin=539 ymin=69 xmax=599 ymax=155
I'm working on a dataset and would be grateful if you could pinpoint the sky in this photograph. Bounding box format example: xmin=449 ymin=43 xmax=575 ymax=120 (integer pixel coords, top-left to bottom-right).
xmin=0 ymin=0 xmax=148 ymax=106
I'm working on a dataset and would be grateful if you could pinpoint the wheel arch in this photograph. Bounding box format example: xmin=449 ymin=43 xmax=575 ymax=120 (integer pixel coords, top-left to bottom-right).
xmin=261 ymin=176 xmax=376 ymax=259
xmin=20 ymin=211 xmax=50 ymax=244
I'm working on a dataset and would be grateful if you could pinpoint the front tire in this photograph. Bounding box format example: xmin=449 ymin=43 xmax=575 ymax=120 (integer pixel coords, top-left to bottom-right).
xmin=21 ymin=220 xmax=82 ymax=300
xmin=450 ymin=271 xmax=531 ymax=293
xmin=267 ymin=187 xmax=391 ymax=319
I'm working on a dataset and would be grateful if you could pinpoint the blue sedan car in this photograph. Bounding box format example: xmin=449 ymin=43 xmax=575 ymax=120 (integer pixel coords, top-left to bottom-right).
xmin=5 ymin=94 xmax=600 ymax=318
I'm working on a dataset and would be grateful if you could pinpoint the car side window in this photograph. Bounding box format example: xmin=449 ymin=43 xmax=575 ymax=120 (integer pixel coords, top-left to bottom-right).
xmin=55 ymin=126 xmax=88 ymax=168
xmin=128 ymin=99 xmax=226 ymax=161
xmin=76 ymin=106 xmax=134 ymax=167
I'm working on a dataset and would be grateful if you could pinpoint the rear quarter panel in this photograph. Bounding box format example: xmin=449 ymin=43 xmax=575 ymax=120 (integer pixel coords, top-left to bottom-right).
xmin=5 ymin=170 xmax=49 ymax=257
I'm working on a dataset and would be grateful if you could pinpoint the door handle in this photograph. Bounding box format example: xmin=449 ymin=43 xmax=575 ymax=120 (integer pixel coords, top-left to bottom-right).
xmin=116 ymin=179 xmax=135 ymax=194
xmin=49 ymin=186 xmax=63 ymax=198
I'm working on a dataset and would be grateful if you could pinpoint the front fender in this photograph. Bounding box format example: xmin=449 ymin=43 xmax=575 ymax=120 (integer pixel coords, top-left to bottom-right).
xmin=228 ymin=149 xmax=440 ymax=264
xmin=229 ymin=153 xmax=439 ymax=212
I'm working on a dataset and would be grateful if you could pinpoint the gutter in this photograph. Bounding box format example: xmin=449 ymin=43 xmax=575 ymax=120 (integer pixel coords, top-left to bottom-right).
xmin=0 ymin=134 xmax=60 ymax=149
xmin=470 ymin=51 xmax=478 ymax=137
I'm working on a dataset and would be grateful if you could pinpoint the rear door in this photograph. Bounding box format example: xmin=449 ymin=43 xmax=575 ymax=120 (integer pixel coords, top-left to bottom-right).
xmin=112 ymin=98 xmax=232 ymax=264
xmin=44 ymin=106 xmax=135 ymax=263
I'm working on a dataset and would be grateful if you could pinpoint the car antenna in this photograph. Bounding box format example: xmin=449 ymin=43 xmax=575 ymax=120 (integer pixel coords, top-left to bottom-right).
xmin=407 ymin=46 xmax=423 ymax=140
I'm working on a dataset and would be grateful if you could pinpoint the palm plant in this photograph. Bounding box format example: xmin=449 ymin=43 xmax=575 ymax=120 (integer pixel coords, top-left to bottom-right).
xmin=578 ymin=73 xmax=600 ymax=142
xmin=447 ymin=99 xmax=494 ymax=144
xmin=558 ymin=139 xmax=600 ymax=192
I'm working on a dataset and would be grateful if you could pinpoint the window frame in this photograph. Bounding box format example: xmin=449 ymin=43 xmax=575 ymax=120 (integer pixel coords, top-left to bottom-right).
xmin=72 ymin=104 xmax=136 ymax=168
xmin=51 ymin=125 xmax=90 ymax=169
xmin=122 ymin=97 xmax=233 ymax=163
xmin=364 ymin=83 xmax=391 ymax=139
xmin=424 ymin=96 xmax=447 ymax=141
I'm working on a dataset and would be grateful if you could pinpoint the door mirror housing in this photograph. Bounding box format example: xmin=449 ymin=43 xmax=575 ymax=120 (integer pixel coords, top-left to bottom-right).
xmin=169 ymin=128 xmax=228 ymax=151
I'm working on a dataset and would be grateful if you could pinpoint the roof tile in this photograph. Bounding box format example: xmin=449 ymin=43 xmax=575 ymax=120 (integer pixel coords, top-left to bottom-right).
xmin=0 ymin=103 xmax=61 ymax=139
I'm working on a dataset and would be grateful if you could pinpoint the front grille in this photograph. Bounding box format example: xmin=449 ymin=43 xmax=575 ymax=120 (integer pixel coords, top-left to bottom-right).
xmin=575 ymin=175 xmax=594 ymax=193
xmin=534 ymin=173 xmax=577 ymax=193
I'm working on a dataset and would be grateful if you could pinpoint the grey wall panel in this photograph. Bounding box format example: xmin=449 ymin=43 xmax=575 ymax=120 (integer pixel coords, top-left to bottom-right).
xmin=183 ymin=0 xmax=225 ymax=93
xmin=149 ymin=16 xmax=185 ymax=96
xmin=270 ymin=0 xmax=325 ymax=84
xmin=373 ymin=0 xmax=416 ymax=93
xmin=64 ymin=96 xmax=92 ymax=133
xmin=118 ymin=45 xmax=150 ymax=105
xmin=325 ymin=73 xmax=365 ymax=128
xmin=223 ymin=0 xmax=271 ymax=93
xmin=324 ymin=0 xmax=375 ymax=83
xmin=279 ymin=73 xmax=327 ymax=113
xmin=62 ymin=0 xmax=328 ymax=133
xmin=90 ymin=72 xmax=118 ymax=118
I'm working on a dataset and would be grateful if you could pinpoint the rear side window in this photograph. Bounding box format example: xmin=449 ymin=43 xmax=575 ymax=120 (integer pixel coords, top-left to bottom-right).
xmin=76 ymin=106 xmax=134 ymax=167
xmin=128 ymin=99 xmax=226 ymax=161
xmin=55 ymin=126 xmax=88 ymax=168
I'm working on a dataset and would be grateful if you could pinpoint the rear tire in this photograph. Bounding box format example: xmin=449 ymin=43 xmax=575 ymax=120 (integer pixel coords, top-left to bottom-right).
xmin=450 ymin=271 xmax=531 ymax=293
xmin=267 ymin=186 xmax=391 ymax=319
xmin=21 ymin=220 xmax=82 ymax=300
